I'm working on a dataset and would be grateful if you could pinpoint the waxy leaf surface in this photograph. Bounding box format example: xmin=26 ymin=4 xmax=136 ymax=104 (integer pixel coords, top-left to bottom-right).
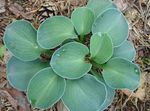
xmin=71 ymin=7 xmax=94 ymax=35
xmin=37 ymin=16 xmax=77 ymax=49
xmin=4 ymin=20 xmax=43 ymax=61
xmin=90 ymin=32 xmax=113 ymax=64
xmin=7 ymin=57 xmax=49 ymax=91
xmin=102 ymin=58 xmax=141 ymax=90
xmin=62 ymin=74 xmax=106 ymax=111
xmin=113 ymin=40 xmax=136 ymax=61
xmin=92 ymin=9 xmax=129 ymax=47
xmin=27 ymin=67 xmax=66 ymax=109
xmin=87 ymin=0 xmax=116 ymax=17
xmin=51 ymin=42 xmax=92 ymax=79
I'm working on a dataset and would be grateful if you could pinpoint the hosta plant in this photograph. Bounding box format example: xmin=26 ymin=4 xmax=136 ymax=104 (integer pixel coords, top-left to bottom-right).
xmin=3 ymin=0 xmax=141 ymax=111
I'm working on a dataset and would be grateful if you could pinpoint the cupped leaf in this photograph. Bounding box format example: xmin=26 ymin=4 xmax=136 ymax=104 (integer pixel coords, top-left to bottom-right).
xmin=87 ymin=0 xmax=116 ymax=17
xmin=94 ymin=74 xmax=115 ymax=111
xmin=102 ymin=58 xmax=141 ymax=90
xmin=71 ymin=7 xmax=94 ymax=35
xmin=27 ymin=67 xmax=66 ymax=109
xmin=90 ymin=32 xmax=113 ymax=64
xmin=7 ymin=57 xmax=49 ymax=91
xmin=62 ymin=74 xmax=106 ymax=111
xmin=50 ymin=42 xmax=92 ymax=79
xmin=37 ymin=16 xmax=77 ymax=49
xmin=113 ymin=40 xmax=136 ymax=61
xmin=92 ymin=9 xmax=129 ymax=47
xmin=3 ymin=20 xmax=43 ymax=61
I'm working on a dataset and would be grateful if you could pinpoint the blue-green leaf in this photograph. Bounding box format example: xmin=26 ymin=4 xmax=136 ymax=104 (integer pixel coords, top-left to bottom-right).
xmin=87 ymin=0 xmax=116 ymax=18
xmin=62 ymin=74 xmax=106 ymax=111
xmin=71 ymin=7 xmax=94 ymax=35
xmin=37 ymin=16 xmax=77 ymax=49
xmin=27 ymin=67 xmax=66 ymax=109
xmin=92 ymin=9 xmax=129 ymax=47
xmin=7 ymin=57 xmax=49 ymax=91
xmin=113 ymin=40 xmax=136 ymax=61
xmin=102 ymin=58 xmax=141 ymax=90
xmin=94 ymin=74 xmax=115 ymax=111
xmin=50 ymin=42 xmax=92 ymax=79
xmin=3 ymin=20 xmax=44 ymax=61
xmin=90 ymin=32 xmax=113 ymax=64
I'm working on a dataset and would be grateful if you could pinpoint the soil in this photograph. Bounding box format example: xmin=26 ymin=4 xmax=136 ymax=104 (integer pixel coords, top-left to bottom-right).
xmin=0 ymin=0 xmax=150 ymax=111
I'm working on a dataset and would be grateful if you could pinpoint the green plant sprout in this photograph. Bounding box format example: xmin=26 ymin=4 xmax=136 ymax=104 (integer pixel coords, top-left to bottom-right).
xmin=0 ymin=45 xmax=6 ymax=59
xmin=3 ymin=0 xmax=141 ymax=111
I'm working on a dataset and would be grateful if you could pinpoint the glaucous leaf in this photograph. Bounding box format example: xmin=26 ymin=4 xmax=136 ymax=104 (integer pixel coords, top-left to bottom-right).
xmin=7 ymin=57 xmax=49 ymax=91
xmin=113 ymin=40 xmax=136 ymax=61
xmin=71 ymin=7 xmax=94 ymax=35
xmin=27 ymin=67 xmax=66 ymax=109
xmin=87 ymin=0 xmax=116 ymax=17
xmin=102 ymin=58 xmax=141 ymax=90
xmin=50 ymin=42 xmax=92 ymax=79
xmin=37 ymin=16 xmax=77 ymax=49
xmin=90 ymin=32 xmax=113 ymax=64
xmin=95 ymin=74 xmax=115 ymax=111
xmin=3 ymin=20 xmax=43 ymax=61
xmin=92 ymin=9 xmax=129 ymax=47
xmin=62 ymin=74 xmax=106 ymax=111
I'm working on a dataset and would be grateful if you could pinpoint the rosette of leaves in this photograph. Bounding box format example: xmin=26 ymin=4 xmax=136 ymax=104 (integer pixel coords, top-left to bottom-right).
xmin=3 ymin=0 xmax=141 ymax=111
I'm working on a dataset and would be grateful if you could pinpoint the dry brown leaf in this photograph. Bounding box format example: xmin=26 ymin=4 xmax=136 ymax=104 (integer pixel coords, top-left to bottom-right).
xmin=146 ymin=71 xmax=150 ymax=84
xmin=113 ymin=0 xmax=127 ymax=11
xmin=0 ymin=79 xmax=7 ymax=88
xmin=108 ymin=105 xmax=115 ymax=111
xmin=57 ymin=101 xmax=68 ymax=111
xmin=0 ymin=88 xmax=30 ymax=111
xmin=6 ymin=88 xmax=30 ymax=111
xmin=134 ymin=72 xmax=147 ymax=100
xmin=9 ymin=3 xmax=23 ymax=17
xmin=9 ymin=3 xmax=33 ymax=20
xmin=69 ymin=0 xmax=87 ymax=6
xmin=0 ymin=89 xmax=18 ymax=109
xmin=0 ymin=0 xmax=6 ymax=13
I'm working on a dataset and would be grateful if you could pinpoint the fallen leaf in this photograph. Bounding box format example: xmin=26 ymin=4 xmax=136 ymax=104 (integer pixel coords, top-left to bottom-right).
xmin=0 ymin=90 xmax=18 ymax=109
xmin=134 ymin=73 xmax=146 ymax=100
xmin=9 ymin=3 xmax=23 ymax=17
xmin=70 ymin=0 xmax=87 ymax=6
xmin=113 ymin=0 xmax=128 ymax=11
xmin=9 ymin=3 xmax=33 ymax=20
xmin=7 ymin=88 xmax=30 ymax=111
xmin=0 ymin=88 xmax=30 ymax=111
xmin=0 ymin=0 xmax=5 ymax=13
xmin=57 ymin=101 xmax=68 ymax=111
